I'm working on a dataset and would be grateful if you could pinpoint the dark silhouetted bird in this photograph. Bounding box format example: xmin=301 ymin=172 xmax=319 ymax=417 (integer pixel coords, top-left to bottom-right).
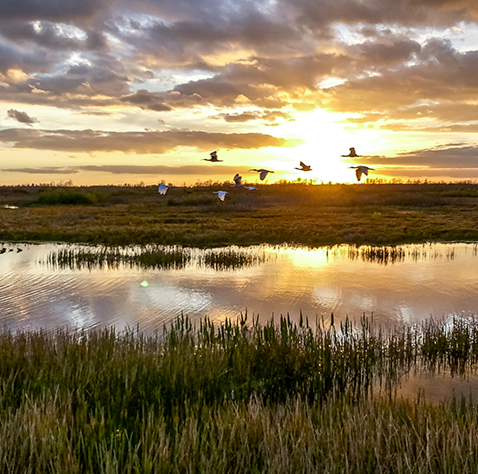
xmin=342 ymin=147 xmax=361 ymax=158
xmin=250 ymin=168 xmax=274 ymax=180
xmin=203 ymin=151 xmax=222 ymax=162
xmin=295 ymin=161 xmax=312 ymax=171
xmin=349 ymin=165 xmax=374 ymax=182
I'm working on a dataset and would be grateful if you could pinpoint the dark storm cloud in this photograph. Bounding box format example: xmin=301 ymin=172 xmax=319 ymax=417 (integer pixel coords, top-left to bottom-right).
xmin=0 ymin=128 xmax=303 ymax=153
xmin=6 ymin=108 xmax=38 ymax=125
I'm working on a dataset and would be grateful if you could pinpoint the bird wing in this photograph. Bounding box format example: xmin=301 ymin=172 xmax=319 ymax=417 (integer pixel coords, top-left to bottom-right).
xmin=259 ymin=170 xmax=268 ymax=180
xmin=355 ymin=168 xmax=362 ymax=181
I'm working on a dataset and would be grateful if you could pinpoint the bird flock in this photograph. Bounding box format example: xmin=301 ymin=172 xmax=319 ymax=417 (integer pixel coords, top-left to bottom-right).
xmin=159 ymin=148 xmax=375 ymax=200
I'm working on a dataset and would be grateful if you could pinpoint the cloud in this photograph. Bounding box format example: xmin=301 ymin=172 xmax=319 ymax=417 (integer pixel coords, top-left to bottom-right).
xmin=6 ymin=108 xmax=38 ymax=125
xmin=350 ymin=145 xmax=478 ymax=169
xmin=1 ymin=164 xmax=253 ymax=176
xmin=0 ymin=127 xmax=304 ymax=153
xmin=221 ymin=110 xmax=293 ymax=123
xmin=2 ymin=166 xmax=79 ymax=174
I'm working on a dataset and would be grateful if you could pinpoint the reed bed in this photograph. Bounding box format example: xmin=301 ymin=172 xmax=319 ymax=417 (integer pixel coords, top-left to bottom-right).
xmin=1 ymin=315 xmax=478 ymax=472
xmin=42 ymin=245 xmax=270 ymax=271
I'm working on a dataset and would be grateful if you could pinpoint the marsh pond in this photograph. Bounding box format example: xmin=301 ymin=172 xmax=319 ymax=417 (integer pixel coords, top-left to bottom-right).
xmin=1 ymin=241 xmax=477 ymax=332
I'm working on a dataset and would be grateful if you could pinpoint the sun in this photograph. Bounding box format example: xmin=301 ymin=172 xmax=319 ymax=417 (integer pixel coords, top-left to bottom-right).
xmin=276 ymin=109 xmax=383 ymax=183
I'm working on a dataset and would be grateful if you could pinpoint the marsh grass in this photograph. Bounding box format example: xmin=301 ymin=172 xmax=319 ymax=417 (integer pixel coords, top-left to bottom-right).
xmin=2 ymin=315 xmax=478 ymax=472
xmin=42 ymin=245 xmax=270 ymax=270
xmin=2 ymin=182 xmax=478 ymax=247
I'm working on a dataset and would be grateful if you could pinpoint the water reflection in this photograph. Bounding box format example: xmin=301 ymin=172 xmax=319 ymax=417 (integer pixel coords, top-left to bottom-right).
xmin=0 ymin=242 xmax=477 ymax=333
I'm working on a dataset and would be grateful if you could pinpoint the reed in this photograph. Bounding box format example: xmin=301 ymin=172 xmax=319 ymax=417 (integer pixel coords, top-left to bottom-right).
xmin=42 ymin=245 xmax=270 ymax=270
xmin=1 ymin=315 xmax=478 ymax=471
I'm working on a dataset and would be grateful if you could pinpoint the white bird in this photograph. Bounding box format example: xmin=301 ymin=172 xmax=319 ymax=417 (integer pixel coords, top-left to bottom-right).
xmin=231 ymin=173 xmax=243 ymax=187
xmin=245 ymin=186 xmax=256 ymax=190
xmin=203 ymin=151 xmax=222 ymax=162
xmin=295 ymin=161 xmax=312 ymax=171
xmin=349 ymin=165 xmax=375 ymax=182
xmin=158 ymin=184 xmax=169 ymax=194
xmin=249 ymin=168 xmax=274 ymax=180
xmin=214 ymin=191 xmax=228 ymax=201
xmin=342 ymin=147 xmax=362 ymax=158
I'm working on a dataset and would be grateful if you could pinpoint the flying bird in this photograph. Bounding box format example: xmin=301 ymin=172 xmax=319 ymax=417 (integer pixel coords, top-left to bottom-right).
xmin=349 ymin=166 xmax=375 ymax=182
xmin=158 ymin=184 xmax=169 ymax=195
xmin=203 ymin=151 xmax=222 ymax=162
xmin=214 ymin=191 xmax=228 ymax=201
xmin=231 ymin=173 xmax=243 ymax=186
xmin=245 ymin=186 xmax=256 ymax=190
xmin=342 ymin=147 xmax=362 ymax=158
xmin=249 ymin=168 xmax=274 ymax=180
xmin=295 ymin=161 xmax=312 ymax=171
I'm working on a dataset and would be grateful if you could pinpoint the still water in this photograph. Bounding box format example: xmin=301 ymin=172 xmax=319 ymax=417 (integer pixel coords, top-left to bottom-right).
xmin=0 ymin=241 xmax=477 ymax=332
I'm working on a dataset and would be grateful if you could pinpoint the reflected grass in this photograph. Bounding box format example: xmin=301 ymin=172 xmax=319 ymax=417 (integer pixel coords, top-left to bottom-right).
xmin=1 ymin=315 xmax=478 ymax=471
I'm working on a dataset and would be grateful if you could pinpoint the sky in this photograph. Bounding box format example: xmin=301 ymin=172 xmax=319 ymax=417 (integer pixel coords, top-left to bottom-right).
xmin=1 ymin=0 xmax=478 ymax=186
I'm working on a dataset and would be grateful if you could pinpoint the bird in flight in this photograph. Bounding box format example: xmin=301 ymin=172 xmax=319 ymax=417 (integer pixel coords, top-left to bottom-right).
xmin=250 ymin=168 xmax=274 ymax=180
xmin=214 ymin=191 xmax=228 ymax=201
xmin=295 ymin=161 xmax=312 ymax=171
xmin=341 ymin=147 xmax=362 ymax=158
xmin=203 ymin=151 xmax=222 ymax=162
xmin=231 ymin=173 xmax=243 ymax=186
xmin=349 ymin=165 xmax=375 ymax=182
xmin=158 ymin=184 xmax=169 ymax=195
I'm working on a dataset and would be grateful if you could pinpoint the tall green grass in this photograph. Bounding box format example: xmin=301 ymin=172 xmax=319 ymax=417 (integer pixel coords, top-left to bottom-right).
xmin=1 ymin=315 xmax=478 ymax=471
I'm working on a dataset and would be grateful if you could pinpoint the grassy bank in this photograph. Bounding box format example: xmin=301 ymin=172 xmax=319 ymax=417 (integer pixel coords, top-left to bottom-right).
xmin=1 ymin=182 xmax=478 ymax=246
xmin=1 ymin=315 xmax=478 ymax=472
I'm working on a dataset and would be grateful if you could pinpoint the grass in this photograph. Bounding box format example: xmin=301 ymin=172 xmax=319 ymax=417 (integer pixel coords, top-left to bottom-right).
xmin=1 ymin=315 xmax=478 ymax=472
xmin=41 ymin=244 xmax=270 ymax=270
xmin=1 ymin=182 xmax=478 ymax=246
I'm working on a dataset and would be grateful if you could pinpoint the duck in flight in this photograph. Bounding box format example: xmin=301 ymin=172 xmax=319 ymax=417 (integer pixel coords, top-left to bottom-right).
xmin=295 ymin=161 xmax=312 ymax=171
xmin=342 ymin=147 xmax=362 ymax=158
xmin=349 ymin=165 xmax=375 ymax=182
xmin=249 ymin=168 xmax=274 ymax=180
xmin=203 ymin=151 xmax=222 ymax=162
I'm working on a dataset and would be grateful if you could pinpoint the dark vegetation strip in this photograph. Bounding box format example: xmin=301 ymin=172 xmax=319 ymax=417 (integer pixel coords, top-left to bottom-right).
xmin=1 ymin=182 xmax=478 ymax=246
xmin=1 ymin=315 xmax=478 ymax=471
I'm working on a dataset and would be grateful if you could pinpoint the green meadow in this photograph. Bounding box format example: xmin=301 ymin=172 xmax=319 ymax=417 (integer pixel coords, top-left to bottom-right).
xmin=1 ymin=181 xmax=478 ymax=246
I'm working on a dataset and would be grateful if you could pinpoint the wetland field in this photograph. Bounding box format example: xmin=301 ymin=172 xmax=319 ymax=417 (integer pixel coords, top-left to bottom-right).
xmin=2 ymin=182 xmax=478 ymax=472
xmin=2 ymin=181 xmax=478 ymax=246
